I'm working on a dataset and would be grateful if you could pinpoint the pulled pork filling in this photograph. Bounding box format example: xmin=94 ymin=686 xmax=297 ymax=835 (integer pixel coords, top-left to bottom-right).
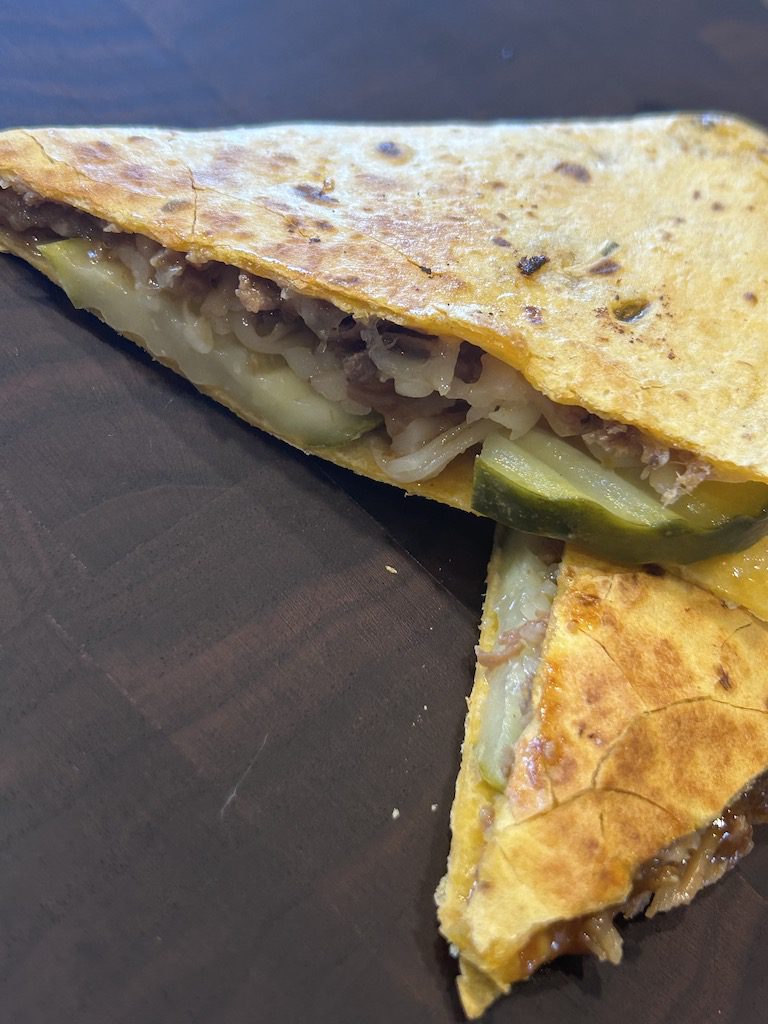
xmin=507 ymin=772 xmax=768 ymax=982
xmin=0 ymin=184 xmax=710 ymax=494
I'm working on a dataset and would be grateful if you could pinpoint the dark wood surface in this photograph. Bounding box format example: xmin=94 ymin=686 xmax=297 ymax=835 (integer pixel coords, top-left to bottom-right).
xmin=2 ymin=3 xmax=768 ymax=1022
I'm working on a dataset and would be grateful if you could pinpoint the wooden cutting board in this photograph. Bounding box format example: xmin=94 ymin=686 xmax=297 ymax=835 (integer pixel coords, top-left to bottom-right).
xmin=2 ymin=2 xmax=767 ymax=1022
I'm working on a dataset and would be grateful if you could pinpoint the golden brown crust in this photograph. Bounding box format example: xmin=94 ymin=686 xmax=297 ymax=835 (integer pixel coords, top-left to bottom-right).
xmin=437 ymin=543 xmax=768 ymax=1015
xmin=2 ymin=115 xmax=768 ymax=484
xmin=4 ymin=116 xmax=768 ymax=618
xmin=0 ymin=129 xmax=197 ymax=247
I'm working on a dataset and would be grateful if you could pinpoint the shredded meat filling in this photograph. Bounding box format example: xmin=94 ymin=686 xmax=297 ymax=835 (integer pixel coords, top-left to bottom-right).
xmin=505 ymin=773 xmax=768 ymax=983
xmin=476 ymin=615 xmax=550 ymax=669
xmin=0 ymin=183 xmax=713 ymax=491
xmin=236 ymin=271 xmax=280 ymax=313
xmin=583 ymin=419 xmax=709 ymax=506
xmin=0 ymin=184 xmax=101 ymax=240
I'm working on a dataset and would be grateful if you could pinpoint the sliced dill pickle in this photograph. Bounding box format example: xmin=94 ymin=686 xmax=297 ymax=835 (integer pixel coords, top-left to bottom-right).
xmin=473 ymin=429 xmax=768 ymax=565
xmin=39 ymin=239 xmax=381 ymax=448
xmin=476 ymin=532 xmax=554 ymax=791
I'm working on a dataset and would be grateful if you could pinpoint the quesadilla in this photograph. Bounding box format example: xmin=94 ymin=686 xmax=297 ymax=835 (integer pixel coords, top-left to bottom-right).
xmin=2 ymin=115 xmax=768 ymax=577
xmin=436 ymin=528 xmax=768 ymax=1017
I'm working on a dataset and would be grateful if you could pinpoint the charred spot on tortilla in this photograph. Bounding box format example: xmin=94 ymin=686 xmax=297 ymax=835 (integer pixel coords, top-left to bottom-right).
xmin=160 ymin=198 xmax=192 ymax=214
xmin=717 ymin=665 xmax=732 ymax=690
xmin=122 ymin=163 xmax=151 ymax=184
xmin=74 ymin=141 xmax=116 ymax=163
xmin=554 ymin=161 xmax=591 ymax=182
xmin=199 ymin=210 xmax=245 ymax=236
xmin=491 ymin=235 xmax=511 ymax=248
xmin=517 ymin=254 xmax=550 ymax=276
xmin=292 ymin=183 xmax=339 ymax=205
xmin=375 ymin=140 xmax=413 ymax=163
xmin=744 ymin=292 xmax=758 ymax=304
xmin=612 ymin=298 xmax=651 ymax=322
xmin=589 ymin=257 xmax=622 ymax=275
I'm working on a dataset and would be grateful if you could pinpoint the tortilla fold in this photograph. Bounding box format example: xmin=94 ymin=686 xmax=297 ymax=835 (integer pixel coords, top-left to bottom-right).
xmin=3 ymin=115 xmax=768 ymax=613
xmin=437 ymin=534 xmax=768 ymax=1016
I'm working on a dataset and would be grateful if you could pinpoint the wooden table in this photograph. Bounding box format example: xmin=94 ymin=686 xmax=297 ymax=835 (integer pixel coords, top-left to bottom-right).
xmin=2 ymin=3 xmax=768 ymax=1022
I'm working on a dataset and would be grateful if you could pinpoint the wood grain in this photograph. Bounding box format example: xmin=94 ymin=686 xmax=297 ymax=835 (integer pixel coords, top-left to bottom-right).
xmin=1 ymin=2 xmax=767 ymax=1022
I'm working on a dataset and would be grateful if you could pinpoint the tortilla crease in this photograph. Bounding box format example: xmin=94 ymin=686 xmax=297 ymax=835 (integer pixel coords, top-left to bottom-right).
xmin=2 ymin=115 xmax=768 ymax=617
xmin=436 ymin=540 xmax=768 ymax=1017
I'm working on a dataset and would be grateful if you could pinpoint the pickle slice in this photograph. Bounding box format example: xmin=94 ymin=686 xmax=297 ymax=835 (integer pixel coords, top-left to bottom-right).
xmin=475 ymin=532 xmax=556 ymax=791
xmin=39 ymin=239 xmax=381 ymax=449
xmin=473 ymin=429 xmax=768 ymax=564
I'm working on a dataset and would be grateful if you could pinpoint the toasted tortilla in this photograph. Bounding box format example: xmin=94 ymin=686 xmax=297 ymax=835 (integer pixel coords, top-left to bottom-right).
xmin=437 ymin=531 xmax=768 ymax=1016
xmin=2 ymin=114 xmax=768 ymax=479
xmin=3 ymin=115 xmax=768 ymax=613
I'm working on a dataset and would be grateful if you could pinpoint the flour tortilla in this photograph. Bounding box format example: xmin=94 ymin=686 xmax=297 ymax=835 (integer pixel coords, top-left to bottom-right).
xmin=2 ymin=114 xmax=768 ymax=609
xmin=437 ymin=534 xmax=768 ymax=1015
xmin=2 ymin=114 xmax=768 ymax=480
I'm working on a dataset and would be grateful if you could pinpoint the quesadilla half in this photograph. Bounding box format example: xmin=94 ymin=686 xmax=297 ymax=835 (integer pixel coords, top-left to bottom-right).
xmin=436 ymin=528 xmax=768 ymax=1017
xmin=2 ymin=115 xmax=768 ymax=580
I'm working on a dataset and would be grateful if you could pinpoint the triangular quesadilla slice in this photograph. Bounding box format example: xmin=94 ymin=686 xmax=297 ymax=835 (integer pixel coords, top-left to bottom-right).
xmin=436 ymin=528 xmax=768 ymax=1017
xmin=3 ymin=115 xmax=768 ymax=605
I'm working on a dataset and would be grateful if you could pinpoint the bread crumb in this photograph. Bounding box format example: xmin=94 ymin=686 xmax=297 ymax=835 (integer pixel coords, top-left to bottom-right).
xmin=431 ymin=803 xmax=438 ymax=812
xmin=392 ymin=807 xmax=400 ymax=820
xmin=385 ymin=565 xmax=398 ymax=574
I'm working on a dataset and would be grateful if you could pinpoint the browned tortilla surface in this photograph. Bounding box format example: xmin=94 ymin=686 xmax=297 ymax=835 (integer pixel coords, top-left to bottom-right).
xmin=3 ymin=116 xmax=768 ymax=618
xmin=437 ymin=542 xmax=768 ymax=1015
xmin=1 ymin=114 xmax=768 ymax=483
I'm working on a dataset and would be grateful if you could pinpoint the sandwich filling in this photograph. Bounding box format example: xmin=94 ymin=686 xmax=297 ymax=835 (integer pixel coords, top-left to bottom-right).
xmin=0 ymin=182 xmax=710 ymax=494
xmin=490 ymin=773 xmax=768 ymax=984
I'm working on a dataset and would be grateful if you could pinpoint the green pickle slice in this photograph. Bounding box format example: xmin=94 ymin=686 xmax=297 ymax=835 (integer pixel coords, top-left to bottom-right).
xmin=475 ymin=532 xmax=555 ymax=791
xmin=39 ymin=239 xmax=381 ymax=449
xmin=473 ymin=428 xmax=768 ymax=565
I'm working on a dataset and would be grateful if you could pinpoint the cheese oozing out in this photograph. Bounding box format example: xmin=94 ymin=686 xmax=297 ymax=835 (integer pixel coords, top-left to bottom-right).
xmin=0 ymin=182 xmax=715 ymax=495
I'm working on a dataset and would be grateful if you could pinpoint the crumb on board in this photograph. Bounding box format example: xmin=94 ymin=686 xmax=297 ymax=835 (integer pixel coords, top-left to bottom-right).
xmin=385 ymin=565 xmax=398 ymax=574
xmin=392 ymin=807 xmax=400 ymax=820
xmin=431 ymin=803 xmax=438 ymax=812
